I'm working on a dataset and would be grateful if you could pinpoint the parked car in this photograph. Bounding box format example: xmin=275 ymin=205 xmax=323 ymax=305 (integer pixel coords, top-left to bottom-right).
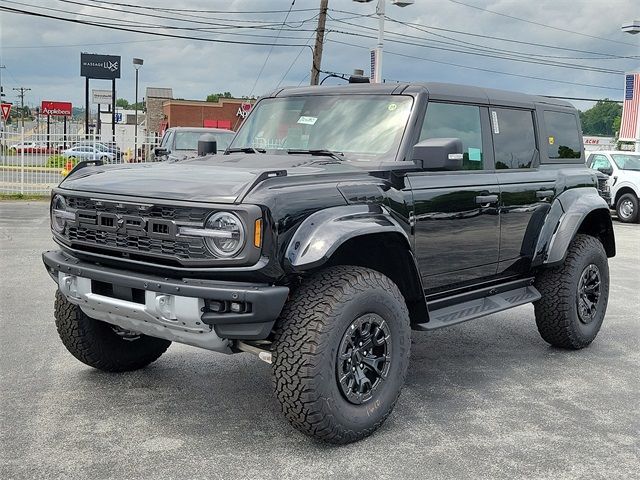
xmin=62 ymin=145 xmax=115 ymax=162
xmin=154 ymin=127 xmax=235 ymax=161
xmin=9 ymin=141 xmax=51 ymax=154
xmin=71 ymin=141 xmax=122 ymax=161
xmin=587 ymin=150 xmax=640 ymax=222
xmin=44 ymin=82 xmax=614 ymax=444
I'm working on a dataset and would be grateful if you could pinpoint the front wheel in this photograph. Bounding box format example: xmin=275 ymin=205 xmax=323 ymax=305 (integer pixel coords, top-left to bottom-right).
xmin=272 ymin=266 xmax=411 ymax=444
xmin=616 ymin=193 xmax=639 ymax=223
xmin=54 ymin=290 xmax=171 ymax=372
xmin=534 ymin=234 xmax=609 ymax=349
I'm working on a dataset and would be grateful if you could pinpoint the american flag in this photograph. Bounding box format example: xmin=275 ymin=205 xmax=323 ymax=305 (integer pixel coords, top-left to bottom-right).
xmin=619 ymin=72 xmax=640 ymax=141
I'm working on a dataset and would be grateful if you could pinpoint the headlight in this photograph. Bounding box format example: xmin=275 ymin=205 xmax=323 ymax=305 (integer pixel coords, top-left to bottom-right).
xmin=51 ymin=194 xmax=74 ymax=233
xmin=204 ymin=212 xmax=245 ymax=257
xmin=179 ymin=212 xmax=246 ymax=258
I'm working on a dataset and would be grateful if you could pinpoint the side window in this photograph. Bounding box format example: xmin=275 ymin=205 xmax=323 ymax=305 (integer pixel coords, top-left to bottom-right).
xmin=491 ymin=108 xmax=537 ymax=169
xmin=590 ymin=155 xmax=611 ymax=171
xmin=419 ymin=102 xmax=484 ymax=170
xmin=544 ymin=111 xmax=581 ymax=159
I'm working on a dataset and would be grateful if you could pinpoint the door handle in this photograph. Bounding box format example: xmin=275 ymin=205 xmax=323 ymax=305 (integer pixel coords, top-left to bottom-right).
xmin=475 ymin=194 xmax=498 ymax=206
xmin=536 ymin=190 xmax=554 ymax=200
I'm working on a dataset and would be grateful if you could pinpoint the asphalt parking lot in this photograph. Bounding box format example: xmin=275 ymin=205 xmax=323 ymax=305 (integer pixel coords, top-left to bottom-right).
xmin=1 ymin=201 xmax=638 ymax=480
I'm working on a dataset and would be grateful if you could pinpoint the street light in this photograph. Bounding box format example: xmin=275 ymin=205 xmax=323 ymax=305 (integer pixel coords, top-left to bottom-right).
xmin=353 ymin=0 xmax=414 ymax=83
xmin=621 ymin=22 xmax=640 ymax=152
xmin=133 ymin=57 xmax=143 ymax=161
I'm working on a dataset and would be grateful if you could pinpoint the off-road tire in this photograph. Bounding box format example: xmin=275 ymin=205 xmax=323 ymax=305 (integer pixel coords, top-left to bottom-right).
xmin=54 ymin=290 xmax=171 ymax=372
xmin=272 ymin=266 xmax=411 ymax=444
xmin=534 ymin=234 xmax=609 ymax=349
xmin=616 ymin=193 xmax=639 ymax=223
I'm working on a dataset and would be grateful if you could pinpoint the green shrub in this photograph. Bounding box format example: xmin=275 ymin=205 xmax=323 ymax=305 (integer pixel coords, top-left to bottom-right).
xmin=46 ymin=155 xmax=76 ymax=169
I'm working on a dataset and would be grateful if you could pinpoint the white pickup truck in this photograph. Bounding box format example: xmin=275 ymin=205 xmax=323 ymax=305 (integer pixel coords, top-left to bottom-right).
xmin=587 ymin=151 xmax=640 ymax=223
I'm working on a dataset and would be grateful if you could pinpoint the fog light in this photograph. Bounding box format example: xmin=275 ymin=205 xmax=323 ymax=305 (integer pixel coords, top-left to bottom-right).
xmin=230 ymin=302 xmax=242 ymax=313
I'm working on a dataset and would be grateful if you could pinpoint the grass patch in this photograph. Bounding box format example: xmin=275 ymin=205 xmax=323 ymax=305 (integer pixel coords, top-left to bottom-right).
xmin=0 ymin=193 xmax=50 ymax=201
xmin=46 ymin=155 xmax=76 ymax=169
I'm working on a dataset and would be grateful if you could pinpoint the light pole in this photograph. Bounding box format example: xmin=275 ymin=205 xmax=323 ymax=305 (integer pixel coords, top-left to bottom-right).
xmin=133 ymin=57 xmax=143 ymax=161
xmin=621 ymin=21 xmax=640 ymax=152
xmin=353 ymin=0 xmax=414 ymax=83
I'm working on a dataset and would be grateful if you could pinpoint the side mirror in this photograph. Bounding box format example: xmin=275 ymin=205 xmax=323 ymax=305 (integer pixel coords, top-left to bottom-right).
xmin=597 ymin=167 xmax=613 ymax=176
xmin=154 ymin=147 xmax=168 ymax=157
xmin=412 ymin=138 xmax=464 ymax=171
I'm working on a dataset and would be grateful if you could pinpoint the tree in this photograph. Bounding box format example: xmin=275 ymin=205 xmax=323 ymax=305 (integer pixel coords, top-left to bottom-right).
xmin=116 ymin=98 xmax=130 ymax=109
xmin=206 ymin=92 xmax=233 ymax=102
xmin=579 ymin=100 xmax=622 ymax=137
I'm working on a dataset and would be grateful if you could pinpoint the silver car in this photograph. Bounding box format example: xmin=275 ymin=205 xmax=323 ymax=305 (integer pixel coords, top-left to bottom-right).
xmin=62 ymin=145 xmax=115 ymax=162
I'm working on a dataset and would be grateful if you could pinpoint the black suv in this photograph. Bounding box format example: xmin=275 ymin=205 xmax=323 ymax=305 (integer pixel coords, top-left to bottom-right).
xmin=43 ymin=83 xmax=615 ymax=444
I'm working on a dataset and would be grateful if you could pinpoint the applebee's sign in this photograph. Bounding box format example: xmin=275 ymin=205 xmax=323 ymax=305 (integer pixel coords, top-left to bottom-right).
xmin=41 ymin=101 xmax=72 ymax=116
xmin=236 ymin=103 xmax=252 ymax=119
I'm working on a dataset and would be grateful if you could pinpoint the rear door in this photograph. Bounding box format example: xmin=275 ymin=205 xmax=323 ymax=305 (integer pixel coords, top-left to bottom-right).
xmin=407 ymin=101 xmax=500 ymax=291
xmin=491 ymin=107 xmax=577 ymax=274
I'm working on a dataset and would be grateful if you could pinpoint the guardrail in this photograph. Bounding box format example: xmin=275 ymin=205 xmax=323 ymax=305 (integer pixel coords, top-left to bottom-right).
xmin=0 ymin=129 xmax=157 ymax=195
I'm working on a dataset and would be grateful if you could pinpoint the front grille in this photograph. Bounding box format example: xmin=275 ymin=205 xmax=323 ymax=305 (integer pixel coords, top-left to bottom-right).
xmin=60 ymin=195 xmax=212 ymax=264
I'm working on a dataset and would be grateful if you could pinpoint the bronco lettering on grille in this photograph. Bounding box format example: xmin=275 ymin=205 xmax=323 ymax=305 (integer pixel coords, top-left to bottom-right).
xmin=75 ymin=209 xmax=177 ymax=239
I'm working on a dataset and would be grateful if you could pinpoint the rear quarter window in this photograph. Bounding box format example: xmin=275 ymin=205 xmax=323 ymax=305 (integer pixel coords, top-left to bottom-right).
xmin=544 ymin=111 xmax=582 ymax=159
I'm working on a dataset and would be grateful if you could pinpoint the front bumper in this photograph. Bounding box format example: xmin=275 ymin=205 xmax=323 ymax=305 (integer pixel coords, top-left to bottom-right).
xmin=43 ymin=250 xmax=289 ymax=349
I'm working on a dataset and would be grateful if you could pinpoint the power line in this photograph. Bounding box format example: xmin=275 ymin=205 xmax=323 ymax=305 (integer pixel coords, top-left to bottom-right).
xmin=249 ymin=1 xmax=298 ymax=98
xmin=0 ymin=5 xmax=312 ymax=47
xmin=327 ymin=39 xmax=620 ymax=92
xmin=85 ymin=0 xmax=319 ymax=15
xmin=328 ymin=28 xmax=625 ymax=76
xmin=446 ymin=0 xmax=638 ymax=47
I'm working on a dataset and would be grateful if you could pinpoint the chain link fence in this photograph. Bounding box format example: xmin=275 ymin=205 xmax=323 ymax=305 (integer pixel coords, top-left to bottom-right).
xmin=0 ymin=128 xmax=158 ymax=195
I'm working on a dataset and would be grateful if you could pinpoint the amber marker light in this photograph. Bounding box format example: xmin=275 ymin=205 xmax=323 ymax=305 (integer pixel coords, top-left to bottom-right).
xmin=254 ymin=219 xmax=263 ymax=248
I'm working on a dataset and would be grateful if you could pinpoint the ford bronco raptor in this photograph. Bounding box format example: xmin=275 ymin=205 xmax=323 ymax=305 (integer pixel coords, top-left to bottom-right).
xmin=44 ymin=83 xmax=615 ymax=444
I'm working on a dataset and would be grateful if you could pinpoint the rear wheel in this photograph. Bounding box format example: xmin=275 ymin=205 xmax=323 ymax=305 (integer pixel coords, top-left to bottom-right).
xmin=54 ymin=290 xmax=171 ymax=372
xmin=616 ymin=193 xmax=639 ymax=223
xmin=534 ymin=234 xmax=609 ymax=349
xmin=272 ymin=266 xmax=411 ymax=444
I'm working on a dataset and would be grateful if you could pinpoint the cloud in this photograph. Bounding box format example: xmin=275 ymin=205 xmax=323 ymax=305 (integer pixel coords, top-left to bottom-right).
xmin=0 ymin=0 xmax=637 ymax=111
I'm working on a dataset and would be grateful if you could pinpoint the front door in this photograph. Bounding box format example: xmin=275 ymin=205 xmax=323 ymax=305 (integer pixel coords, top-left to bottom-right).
xmin=407 ymin=102 xmax=500 ymax=291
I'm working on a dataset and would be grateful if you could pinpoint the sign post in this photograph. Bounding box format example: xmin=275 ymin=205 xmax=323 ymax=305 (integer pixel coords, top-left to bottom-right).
xmin=81 ymin=53 xmax=121 ymax=140
xmin=41 ymin=101 xmax=72 ymax=149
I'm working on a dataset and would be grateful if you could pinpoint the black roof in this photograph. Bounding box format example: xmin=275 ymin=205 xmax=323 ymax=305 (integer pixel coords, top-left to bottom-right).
xmin=273 ymin=82 xmax=573 ymax=109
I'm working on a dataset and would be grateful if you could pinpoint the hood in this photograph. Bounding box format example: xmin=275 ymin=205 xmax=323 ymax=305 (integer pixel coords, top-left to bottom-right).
xmin=59 ymin=153 xmax=368 ymax=203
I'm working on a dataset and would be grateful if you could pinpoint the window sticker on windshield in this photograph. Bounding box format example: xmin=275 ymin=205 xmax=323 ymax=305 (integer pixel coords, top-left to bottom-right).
xmin=388 ymin=103 xmax=397 ymax=111
xmin=491 ymin=110 xmax=500 ymax=134
xmin=297 ymin=116 xmax=318 ymax=125
xmin=548 ymin=136 xmax=555 ymax=145
xmin=468 ymin=147 xmax=482 ymax=161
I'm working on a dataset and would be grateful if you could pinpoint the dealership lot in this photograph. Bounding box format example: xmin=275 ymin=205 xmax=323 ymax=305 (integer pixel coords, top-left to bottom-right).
xmin=1 ymin=201 xmax=638 ymax=480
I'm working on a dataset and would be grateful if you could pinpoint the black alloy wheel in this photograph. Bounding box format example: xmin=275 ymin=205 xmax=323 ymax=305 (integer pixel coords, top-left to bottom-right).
xmin=337 ymin=314 xmax=392 ymax=405
xmin=577 ymin=264 xmax=602 ymax=324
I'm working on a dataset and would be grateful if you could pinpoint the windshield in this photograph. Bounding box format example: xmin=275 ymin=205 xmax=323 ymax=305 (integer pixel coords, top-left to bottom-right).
xmin=174 ymin=131 xmax=233 ymax=151
xmin=229 ymin=95 xmax=413 ymax=160
xmin=611 ymin=153 xmax=640 ymax=171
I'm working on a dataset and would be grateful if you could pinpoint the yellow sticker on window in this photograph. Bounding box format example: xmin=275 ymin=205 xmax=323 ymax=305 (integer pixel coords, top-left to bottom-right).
xmin=548 ymin=136 xmax=555 ymax=145
xmin=388 ymin=103 xmax=397 ymax=111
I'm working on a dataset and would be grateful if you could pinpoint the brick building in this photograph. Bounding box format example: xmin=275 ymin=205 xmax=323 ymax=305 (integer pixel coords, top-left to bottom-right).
xmin=145 ymin=87 xmax=173 ymax=135
xmin=161 ymin=98 xmax=253 ymax=133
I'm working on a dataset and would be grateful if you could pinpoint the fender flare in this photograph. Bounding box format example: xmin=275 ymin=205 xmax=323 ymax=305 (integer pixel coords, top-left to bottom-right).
xmin=285 ymin=204 xmax=411 ymax=270
xmin=536 ymin=188 xmax=614 ymax=267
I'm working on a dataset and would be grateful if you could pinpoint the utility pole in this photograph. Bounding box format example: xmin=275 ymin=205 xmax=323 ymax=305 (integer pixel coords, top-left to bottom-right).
xmin=310 ymin=0 xmax=329 ymax=85
xmin=13 ymin=87 xmax=31 ymax=128
xmin=0 ymin=65 xmax=6 ymax=132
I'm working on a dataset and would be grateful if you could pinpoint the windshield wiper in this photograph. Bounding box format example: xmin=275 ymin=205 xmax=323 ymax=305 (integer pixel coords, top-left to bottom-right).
xmin=226 ymin=147 xmax=266 ymax=154
xmin=286 ymin=149 xmax=345 ymax=161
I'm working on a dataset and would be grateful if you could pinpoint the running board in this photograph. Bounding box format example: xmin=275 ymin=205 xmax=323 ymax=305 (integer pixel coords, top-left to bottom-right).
xmin=414 ymin=285 xmax=541 ymax=331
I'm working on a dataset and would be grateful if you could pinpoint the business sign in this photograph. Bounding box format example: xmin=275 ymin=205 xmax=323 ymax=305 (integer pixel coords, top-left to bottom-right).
xmin=115 ymin=112 xmax=123 ymax=123
xmin=92 ymin=89 xmax=113 ymax=105
xmin=41 ymin=101 xmax=72 ymax=116
xmin=1 ymin=103 xmax=11 ymax=121
xmin=236 ymin=103 xmax=252 ymax=119
xmin=81 ymin=53 xmax=121 ymax=79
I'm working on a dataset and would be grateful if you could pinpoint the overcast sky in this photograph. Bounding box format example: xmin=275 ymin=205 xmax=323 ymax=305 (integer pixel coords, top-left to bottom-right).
xmin=0 ymin=0 xmax=638 ymax=111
